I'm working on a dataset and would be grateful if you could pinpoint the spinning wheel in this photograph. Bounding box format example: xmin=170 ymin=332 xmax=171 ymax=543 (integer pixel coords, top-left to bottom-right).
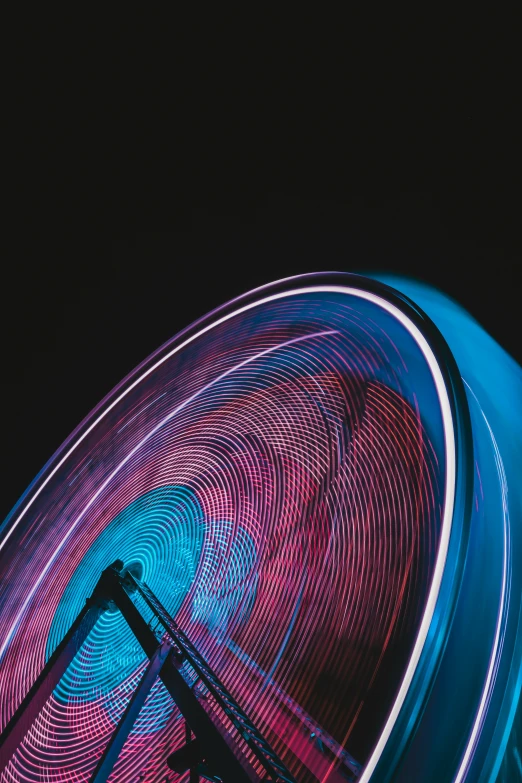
xmin=0 ymin=273 xmax=520 ymax=783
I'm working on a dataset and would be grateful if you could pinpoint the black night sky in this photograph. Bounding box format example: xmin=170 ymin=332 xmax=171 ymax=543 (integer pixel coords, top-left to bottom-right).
xmin=2 ymin=30 xmax=520 ymax=526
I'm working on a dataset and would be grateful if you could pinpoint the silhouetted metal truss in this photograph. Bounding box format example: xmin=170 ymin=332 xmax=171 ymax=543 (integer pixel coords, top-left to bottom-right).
xmin=0 ymin=561 xmax=308 ymax=783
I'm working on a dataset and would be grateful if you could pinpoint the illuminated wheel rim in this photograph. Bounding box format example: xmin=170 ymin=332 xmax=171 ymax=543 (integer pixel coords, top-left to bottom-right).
xmin=0 ymin=273 xmax=475 ymax=782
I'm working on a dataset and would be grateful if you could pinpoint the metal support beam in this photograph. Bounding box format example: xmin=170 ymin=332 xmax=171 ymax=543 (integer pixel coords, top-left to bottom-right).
xmin=0 ymin=562 xmax=279 ymax=782
xmin=89 ymin=640 xmax=171 ymax=783
xmin=125 ymin=574 xmax=296 ymax=782
xmin=186 ymin=722 xmax=200 ymax=783
xmin=0 ymin=598 xmax=106 ymax=774
xmin=107 ymin=574 xmax=261 ymax=783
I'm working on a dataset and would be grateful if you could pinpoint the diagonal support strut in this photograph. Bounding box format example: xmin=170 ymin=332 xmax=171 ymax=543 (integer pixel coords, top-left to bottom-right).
xmin=0 ymin=598 xmax=107 ymax=774
xmin=89 ymin=640 xmax=171 ymax=783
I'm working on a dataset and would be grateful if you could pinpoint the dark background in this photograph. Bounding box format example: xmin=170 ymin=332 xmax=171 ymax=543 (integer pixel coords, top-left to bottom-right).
xmin=2 ymin=29 xmax=520 ymax=524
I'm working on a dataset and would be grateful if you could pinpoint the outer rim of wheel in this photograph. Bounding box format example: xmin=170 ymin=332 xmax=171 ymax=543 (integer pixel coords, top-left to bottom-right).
xmin=0 ymin=272 xmax=474 ymax=781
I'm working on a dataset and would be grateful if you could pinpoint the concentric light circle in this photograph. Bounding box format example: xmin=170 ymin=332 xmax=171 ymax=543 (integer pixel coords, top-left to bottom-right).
xmin=0 ymin=275 xmax=463 ymax=783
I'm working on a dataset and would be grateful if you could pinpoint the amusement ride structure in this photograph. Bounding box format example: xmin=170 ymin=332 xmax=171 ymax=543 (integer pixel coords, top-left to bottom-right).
xmin=0 ymin=273 xmax=520 ymax=782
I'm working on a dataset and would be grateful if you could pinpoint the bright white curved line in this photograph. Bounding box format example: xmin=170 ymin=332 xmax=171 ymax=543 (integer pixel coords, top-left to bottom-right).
xmin=0 ymin=329 xmax=338 ymax=660
xmin=0 ymin=283 xmax=457 ymax=783
xmin=453 ymin=382 xmax=510 ymax=783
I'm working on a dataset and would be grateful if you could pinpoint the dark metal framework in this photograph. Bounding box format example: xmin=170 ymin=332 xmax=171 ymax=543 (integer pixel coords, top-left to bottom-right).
xmin=0 ymin=561 xmax=297 ymax=783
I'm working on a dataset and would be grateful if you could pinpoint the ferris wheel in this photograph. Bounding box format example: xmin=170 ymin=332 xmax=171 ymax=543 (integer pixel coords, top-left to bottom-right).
xmin=0 ymin=273 xmax=520 ymax=783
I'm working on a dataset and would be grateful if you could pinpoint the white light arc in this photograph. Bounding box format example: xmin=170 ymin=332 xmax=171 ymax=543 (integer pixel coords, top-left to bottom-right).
xmin=0 ymin=283 xmax=457 ymax=782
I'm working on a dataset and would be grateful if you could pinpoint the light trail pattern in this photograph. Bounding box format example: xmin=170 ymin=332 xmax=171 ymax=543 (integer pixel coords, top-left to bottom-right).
xmin=0 ymin=286 xmax=446 ymax=782
xmin=371 ymin=275 xmax=522 ymax=783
